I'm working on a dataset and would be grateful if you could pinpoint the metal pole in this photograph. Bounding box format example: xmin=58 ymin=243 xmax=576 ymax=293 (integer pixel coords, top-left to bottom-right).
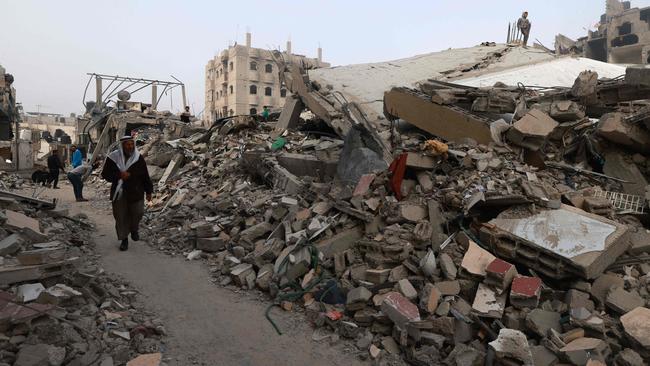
xmin=507 ymin=23 xmax=511 ymax=43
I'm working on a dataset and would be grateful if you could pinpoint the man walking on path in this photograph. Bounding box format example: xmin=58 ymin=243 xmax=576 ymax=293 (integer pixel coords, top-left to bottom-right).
xmin=47 ymin=149 xmax=65 ymax=189
xmin=517 ymin=11 xmax=531 ymax=48
xmin=67 ymin=162 xmax=96 ymax=202
xmin=101 ymin=136 xmax=153 ymax=251
xmin=71 ymin=145 xmax=83 ymax=168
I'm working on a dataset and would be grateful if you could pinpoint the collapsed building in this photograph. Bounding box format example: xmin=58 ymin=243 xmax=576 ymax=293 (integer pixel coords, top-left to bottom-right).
xmin=559 ymin=0 xmax=650 ymax=64
xmin=80 ymin=42 xmax=650 ymax=365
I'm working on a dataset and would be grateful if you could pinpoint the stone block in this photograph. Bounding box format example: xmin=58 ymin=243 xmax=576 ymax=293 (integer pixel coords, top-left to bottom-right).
xmin=438 ymin=253 xmax=457 ymax=280
xmin=485 ymin=258 xmax=517 ymax=292
xmin=620 ymin=307 xmax=650 ymax=351
xmin=397 ymin=279 xmax=417 ymax=301
xmin=606 ymin=287 xmax=644 ymax=314
xmin=196 ymin=237 xmax=226 ymax=253
xmin=381 ymin=292 xmax=420 ymax=328
xmin=510 ymin=276 xmax=542 ymax=309
xmin=365 ymin=268 xmax=390 ymax=285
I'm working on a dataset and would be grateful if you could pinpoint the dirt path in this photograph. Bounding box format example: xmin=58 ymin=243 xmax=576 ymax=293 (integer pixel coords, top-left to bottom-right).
xmin=32 ymin=182 xmax=364 ymax=366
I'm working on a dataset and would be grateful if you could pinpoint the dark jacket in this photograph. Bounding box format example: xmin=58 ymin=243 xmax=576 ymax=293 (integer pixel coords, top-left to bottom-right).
xmin=47 ymin=154 xmax=64 ymax=172
xmin=101 ymin=155 xmax=153 ymax=202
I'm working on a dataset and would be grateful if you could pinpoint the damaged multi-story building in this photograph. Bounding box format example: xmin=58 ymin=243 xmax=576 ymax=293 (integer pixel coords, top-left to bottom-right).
xmin=203 ymin=32 xmax=329 ymax=122
xmin=567 ymin=0 xmax=650 ymax=64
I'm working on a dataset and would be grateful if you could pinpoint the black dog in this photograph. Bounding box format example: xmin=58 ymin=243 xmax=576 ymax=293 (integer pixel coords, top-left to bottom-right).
xmin=31 ymin=170 xmax=50 ymax=185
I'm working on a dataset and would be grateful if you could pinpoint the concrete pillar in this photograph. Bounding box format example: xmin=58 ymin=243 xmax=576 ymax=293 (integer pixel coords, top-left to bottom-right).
xmin=95 ymin=77 xmax=102 ymax=107
xmin=246 ymin=32 xmax=252 ymax=48
xmin=181 ymin=85 xmax=187 ymax=110
xmin=151 ymin=84 xmax=158 ymax=110
xmin=318 ymin=47 xmax=323 ymax=63
xmin=286 ymin=40 xmax=292 ymax=54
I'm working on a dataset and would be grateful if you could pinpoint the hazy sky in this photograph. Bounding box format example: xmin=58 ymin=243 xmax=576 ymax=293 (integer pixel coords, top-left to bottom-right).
xmin=3 ymin=0 xmax=650 ymax=117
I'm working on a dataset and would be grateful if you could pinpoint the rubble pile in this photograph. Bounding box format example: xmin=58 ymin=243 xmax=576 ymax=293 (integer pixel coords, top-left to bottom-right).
xmin=0 ymin=194 xmax=165 ymax=365
xmin=95 ymin=64 xmax=650 ymax=366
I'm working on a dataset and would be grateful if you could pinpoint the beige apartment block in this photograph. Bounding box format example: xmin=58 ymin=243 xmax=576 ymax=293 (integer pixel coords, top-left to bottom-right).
xmin=204 ymin=32 xmax=329 ymax=122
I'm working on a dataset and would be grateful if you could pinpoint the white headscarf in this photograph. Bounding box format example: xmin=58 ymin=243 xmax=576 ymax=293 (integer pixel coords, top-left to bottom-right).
xmin=107 ymin=136 xmax=141 ymax=201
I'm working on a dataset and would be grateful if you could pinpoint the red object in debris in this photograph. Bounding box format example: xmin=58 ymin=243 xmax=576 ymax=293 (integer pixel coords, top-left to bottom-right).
xmin=388 ymin=153 xmax=408 ymax=201
xmin=511 ymin=276 xmax=542 ymax=298
xmin=353 ymin=174 xmax=376 ymax=197
xmin=325 ymin=310 xmax=343 ymax=321
xmin=486 ymin=258 xmax=514 ymax=275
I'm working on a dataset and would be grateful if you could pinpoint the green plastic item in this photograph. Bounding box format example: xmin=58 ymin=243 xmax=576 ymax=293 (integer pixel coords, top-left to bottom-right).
xmin=271 ymin=137 xmax=286 ymax=151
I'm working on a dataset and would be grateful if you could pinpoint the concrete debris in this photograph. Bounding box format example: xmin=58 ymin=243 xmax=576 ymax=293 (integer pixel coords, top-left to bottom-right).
xmin=70 ymin=57 xmax=650 ymax=365
xmin=621 ymin=307 xmax=650 ymax=352
xmin=510 ymin=276 xmax=542 ymax=309
xmin=489 ymin=328 xmax=534 ymax=366
xmin=0 ymin=189 xmax=165 ymax=365
xmin=472 ymin=283 xmax=506 ymax=318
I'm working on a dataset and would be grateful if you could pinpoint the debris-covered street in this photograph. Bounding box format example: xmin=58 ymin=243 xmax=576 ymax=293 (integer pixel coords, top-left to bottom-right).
xmin=6 ymin=1 xmax=650 ymax=365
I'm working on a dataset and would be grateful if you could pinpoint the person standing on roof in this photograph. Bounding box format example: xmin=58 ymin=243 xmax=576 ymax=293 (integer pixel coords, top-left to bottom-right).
xmin=101 ymin=136 xmax=153 ymax=251
xmin=517 ymin=11 xmax=531 ymax=48
xmin=262 ymin=106 xmax=270 ymax=122
xmin=180 ymin=106 xmax=191 ymax=123
xmin=71 ymin=145 xmax=83 ymax=168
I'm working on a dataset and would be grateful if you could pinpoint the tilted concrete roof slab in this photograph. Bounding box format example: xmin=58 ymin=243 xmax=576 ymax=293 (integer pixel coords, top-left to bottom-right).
xmin=479 ymin=205 xmax=630 ymax=279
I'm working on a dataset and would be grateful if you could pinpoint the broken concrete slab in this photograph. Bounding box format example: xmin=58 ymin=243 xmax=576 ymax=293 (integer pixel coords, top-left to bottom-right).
xmin=620 ymin=307 xmax=650 ymax=351
xmin=347 ymin=287 xmax=372 ymax=311
xmin=506 ymin=109 xmax=559 ymax=151
xmin=381 ymin=292 xmax=420 ymax=328
xmin=438 ymin=253 xmax=457 ymax=280
xmin=315 ymin=227 xmax=363 ymax=258
xmin=420 ymin=283 xmax=441 ymax=314
xmin=272 ymin=95 xmax=303 ymax=138
xmin=598 ymin=113 xmax=650 ymax=154
xmin=488 ymin=328 xmax=534 ymax=366
xmin=5 ymin=210 xmax=44 ymax=239
xmin=481 ymin=204 xmax=630 ymax=279
xmin=0 ymin=233 xmax=21 ymax=256
xmin=606 ymin=287 xmax=645 ymax=314
xmin=406 ymin=153 xmax=436 ymax=170
xmin=526 ymin=309 xmax=562 ymax=338
xmin=397 ymin=279 xmax=417 ymax=301
xmin=603 ymin=151 xmax=649 ymax=197
xmin=16 ymin=283 xmax=45 ymax=303
xmin=472 ymin=283 xmax=506 ymax=318
xmin=591 ymin=273 xmax=624 ymax=305
xmin=460 ymin=240 xmax=496 ymax=278
xmin=398 ymin=204 xmax=427 ymax=223
xmin=277 ymin=153 xmax=337 ymax=181
xmin=384 ymin=87 xmax=494 ymax=145
xmin=560 ymin=338 xmax=610 ymax=365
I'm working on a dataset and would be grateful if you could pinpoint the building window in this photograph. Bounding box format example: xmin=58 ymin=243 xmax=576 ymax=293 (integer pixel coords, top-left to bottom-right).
xmin=229 ymin=85 xmax=233 ymax=94
xmin=250 ymin=85 xmax=257 ymax=94
xmin=250 ymin=108 xmax=257 ymax=115
xmin=265 ymin=87 xmax=272 ymax=96
xmin=229 ymin=62 xmax=233 ymax=71
xmin=265 ymin=64 xmax=273 ymax=73
xmin=250 ymin=61 xmax=257 ymax=70
xmin=280 ymin=89 xmax=287 ymax=98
